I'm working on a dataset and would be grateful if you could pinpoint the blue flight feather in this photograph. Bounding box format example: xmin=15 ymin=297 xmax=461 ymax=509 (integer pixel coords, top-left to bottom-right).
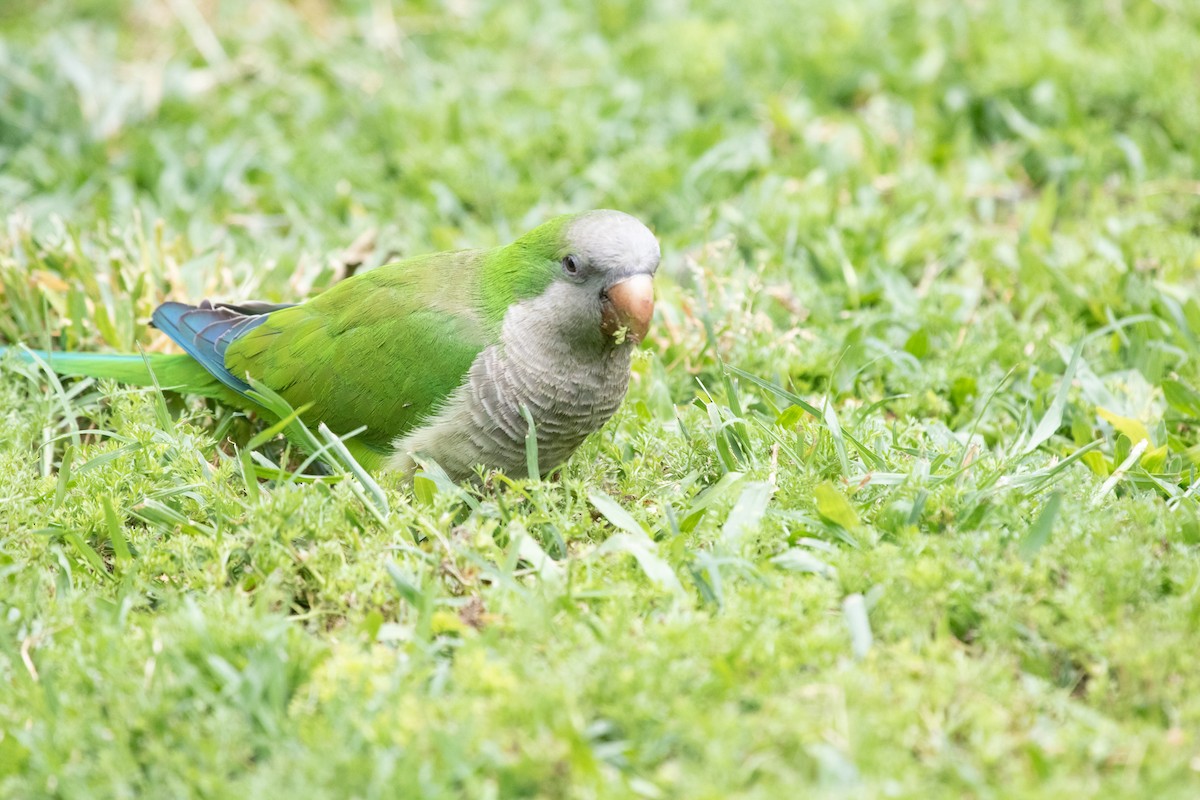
xmin=151 ymin=300 xmax=274 ymax=394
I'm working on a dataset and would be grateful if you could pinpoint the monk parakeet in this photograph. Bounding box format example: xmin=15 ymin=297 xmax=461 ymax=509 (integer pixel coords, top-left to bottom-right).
xmin=2 ymin=210 xmax=660 ymax=481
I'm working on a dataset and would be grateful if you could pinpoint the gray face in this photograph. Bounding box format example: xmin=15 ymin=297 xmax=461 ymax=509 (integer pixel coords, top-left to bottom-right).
xmin=528 ymin=210 xmax=660 ymax=350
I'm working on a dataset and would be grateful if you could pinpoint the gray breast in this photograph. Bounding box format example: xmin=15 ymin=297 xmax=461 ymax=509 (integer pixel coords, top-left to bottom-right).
xmin=388 ymin=308 xmax=634 ymax=481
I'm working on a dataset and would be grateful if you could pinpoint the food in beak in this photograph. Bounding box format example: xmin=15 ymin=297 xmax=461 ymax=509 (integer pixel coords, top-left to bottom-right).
xmin=600 ymin=274 xmax=654 ymax=344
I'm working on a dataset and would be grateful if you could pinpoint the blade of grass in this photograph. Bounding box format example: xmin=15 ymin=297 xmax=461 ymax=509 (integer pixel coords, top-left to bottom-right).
xmin=102 ymin=495 xmax=132 ymax=562
xmin=589 ymin=490 xmax=648 ymax=536
xmin=1024 ymin=338 xmax=1084 ymax=456
xmin=843 ymin=593 xmax=872 ymax=659
xmin=1019 ymin=491 xmax=1063 ymax=560
xmin=521 ymin=404 xmax=539 ymax=480
xmin=317 ymin=423 xmax=389 ymax=522
xmin=720 ymin=481 xmax=773 ymax=548
xmin=63 ymin=531 xmax=112 ymax=581
xmin=1093 ymin=439 xmax=1149 ymax=504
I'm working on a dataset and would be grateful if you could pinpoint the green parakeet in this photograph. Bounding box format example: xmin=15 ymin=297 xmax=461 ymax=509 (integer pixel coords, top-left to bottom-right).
xmin=2 ymin=210 xmax=660 ymax=481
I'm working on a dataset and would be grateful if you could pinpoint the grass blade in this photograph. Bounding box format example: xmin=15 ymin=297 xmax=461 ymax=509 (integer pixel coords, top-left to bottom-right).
xmin=317 ymin=423 xmax=389 ymax=522
xmin=843 ymin=593 xmax=872 ymax=659
xmin=1019 ymin=492 xmax=1063 ymax=560
xmin=102 ymin=495 xmax=132 ymax=562
xmin=589 ymin=490 xmax=648 ymax=536
xmin=521 ymin=404 xmax=539 ymax=480
xmin=720 ymin=481 xmax=773 ymax=547
xmin=595 ymin=533 xmax=684 ymax=596
xmin=1024 ymin=338 xmax=1084 ymax=455
xmin=64 ymin=531 xmax=112 ymax=581
xmin=725 ymin=364 xmax=821 ymax=418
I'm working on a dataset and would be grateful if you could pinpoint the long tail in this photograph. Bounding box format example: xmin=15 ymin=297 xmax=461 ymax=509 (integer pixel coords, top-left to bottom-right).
xmin=0 ymin=346 xmax=246 ymax=405
xmin=1 ymin=345 xmax=389 ymax=473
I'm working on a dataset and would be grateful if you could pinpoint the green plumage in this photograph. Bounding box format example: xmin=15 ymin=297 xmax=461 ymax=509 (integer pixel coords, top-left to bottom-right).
xmin=227 ymin=251 xmax=490 ymax=451
xmin=224 ymin=216 xmax=568 ymax=456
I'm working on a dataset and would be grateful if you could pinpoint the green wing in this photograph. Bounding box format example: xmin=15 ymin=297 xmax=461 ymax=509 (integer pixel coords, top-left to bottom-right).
xmin=224 ymin=249 xmax=492 ymax=454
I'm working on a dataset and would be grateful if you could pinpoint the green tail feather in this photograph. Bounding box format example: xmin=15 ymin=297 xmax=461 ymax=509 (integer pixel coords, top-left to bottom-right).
xmin=1 ymin=346 xmax=391 ymax=473
xmin=0 ymin=347 xmax=247 ymax=406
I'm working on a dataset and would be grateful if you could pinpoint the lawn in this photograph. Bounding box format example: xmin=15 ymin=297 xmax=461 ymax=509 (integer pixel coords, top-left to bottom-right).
xmin=2 ymin=0 xmax=1200 ymax=797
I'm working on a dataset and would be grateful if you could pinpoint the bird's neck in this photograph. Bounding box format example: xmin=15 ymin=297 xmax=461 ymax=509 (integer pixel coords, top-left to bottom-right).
xmin=471 ymin=299 xmax=633 ymax=471
xmin=497 ymin=297 xmax=635 ymax=417
xmin=387 ymin=292 xmax=635 ymax=482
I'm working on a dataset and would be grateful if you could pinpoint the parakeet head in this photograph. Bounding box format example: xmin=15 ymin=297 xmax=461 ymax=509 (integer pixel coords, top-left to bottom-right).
xmin=494 ymin=210 xmax=660 ymax=351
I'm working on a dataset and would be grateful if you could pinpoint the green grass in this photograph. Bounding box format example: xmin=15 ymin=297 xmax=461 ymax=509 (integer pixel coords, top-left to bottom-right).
xmin=3 ymin=0 xmax=1200 ymax=796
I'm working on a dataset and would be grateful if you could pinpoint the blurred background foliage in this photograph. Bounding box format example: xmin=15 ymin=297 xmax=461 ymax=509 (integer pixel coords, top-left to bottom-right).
xmin=3 ymin=0 xmax=1200 ymax=797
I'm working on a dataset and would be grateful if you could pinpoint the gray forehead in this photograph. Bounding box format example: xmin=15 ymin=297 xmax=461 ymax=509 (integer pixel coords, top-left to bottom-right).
xmin=566 ymin=210 xmax=660 ymax=273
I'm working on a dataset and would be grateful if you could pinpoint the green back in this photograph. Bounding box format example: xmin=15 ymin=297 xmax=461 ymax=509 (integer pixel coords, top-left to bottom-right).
xmin=223 ymin=216 xmax=570 ymax=452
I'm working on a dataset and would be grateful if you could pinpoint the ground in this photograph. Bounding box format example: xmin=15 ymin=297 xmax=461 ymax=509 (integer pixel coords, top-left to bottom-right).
xmin=2 ymin=0 xmax=1200 ymax=797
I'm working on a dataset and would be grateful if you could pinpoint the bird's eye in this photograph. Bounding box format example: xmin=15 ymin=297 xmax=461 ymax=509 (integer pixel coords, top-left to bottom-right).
xmin=562 ymin=254 xmax=581 ymax=276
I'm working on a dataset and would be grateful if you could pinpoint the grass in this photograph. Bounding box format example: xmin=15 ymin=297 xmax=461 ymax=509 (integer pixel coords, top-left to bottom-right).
xmin=2 ymin=0 xmax=1200 ymax=796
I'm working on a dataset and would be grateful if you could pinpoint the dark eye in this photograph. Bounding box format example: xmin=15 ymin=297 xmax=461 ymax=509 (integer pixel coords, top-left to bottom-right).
xmin=562 ymin=254 xmax=581 ymax=276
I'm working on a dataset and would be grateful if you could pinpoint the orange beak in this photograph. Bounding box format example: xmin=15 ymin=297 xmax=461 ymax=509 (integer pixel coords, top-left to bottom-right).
xmin=600 ymin=274 xmax=654 ymax=345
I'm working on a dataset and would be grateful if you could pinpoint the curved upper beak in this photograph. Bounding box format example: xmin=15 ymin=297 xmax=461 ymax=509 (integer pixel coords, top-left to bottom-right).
xmin=600 ymin=273 xmax=655 ymax=345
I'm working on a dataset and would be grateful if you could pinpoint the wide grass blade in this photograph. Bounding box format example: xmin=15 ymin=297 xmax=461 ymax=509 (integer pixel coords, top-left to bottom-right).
xmin=1024 ymin=338 xmax=1084 ymax=455
xmin=843 ymin=593 xmax=872 ymax=659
